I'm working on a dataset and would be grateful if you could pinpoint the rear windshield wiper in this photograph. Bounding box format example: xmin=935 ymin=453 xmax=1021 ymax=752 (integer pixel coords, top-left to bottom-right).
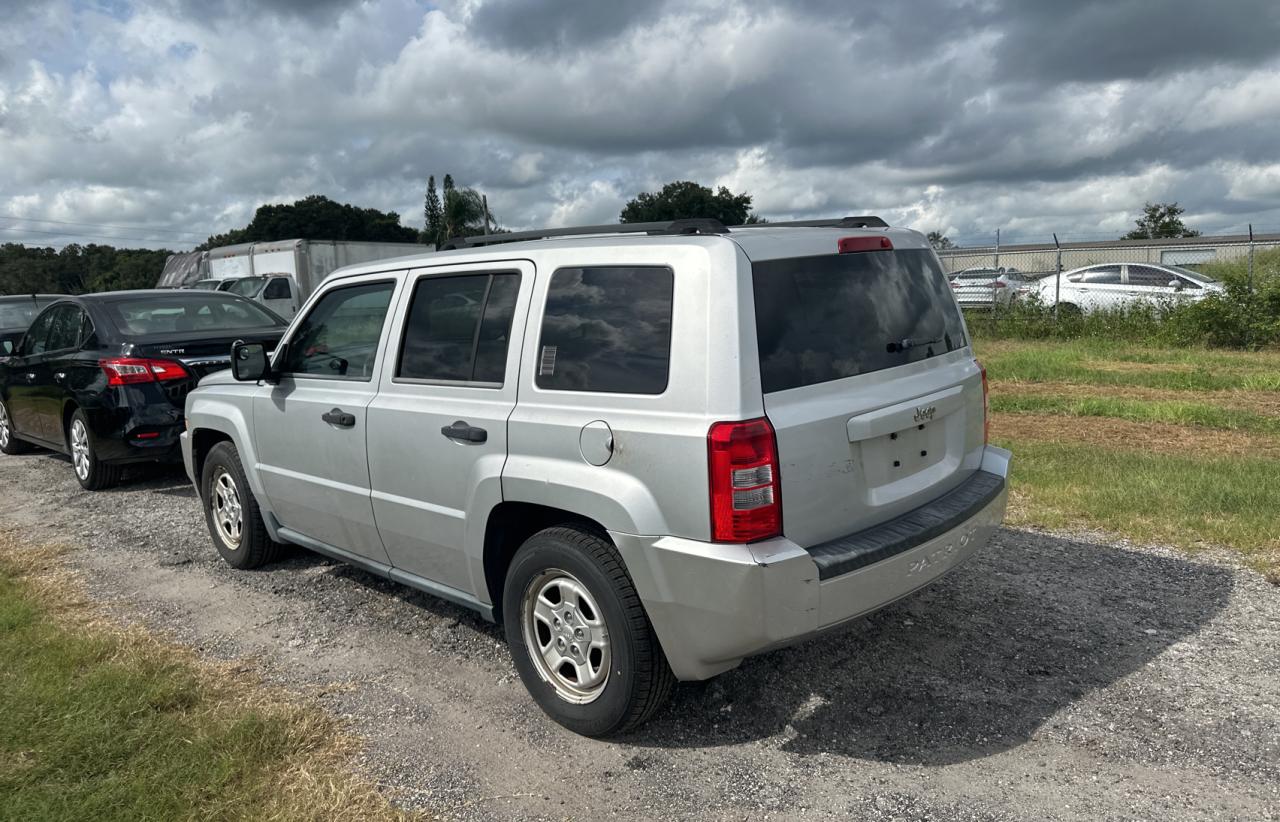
xmin=886 ymin=336 xmax=942 ymax=354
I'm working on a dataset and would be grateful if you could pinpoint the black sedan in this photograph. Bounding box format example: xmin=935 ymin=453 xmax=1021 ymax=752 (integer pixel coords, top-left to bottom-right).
xmin=0 ymin=290 xmax=287 ymax=490
xmin=1 ymin=294 xmax=62 ymax=355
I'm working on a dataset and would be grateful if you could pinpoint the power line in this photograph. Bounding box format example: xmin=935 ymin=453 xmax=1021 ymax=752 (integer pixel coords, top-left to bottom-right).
xmin=0 ymin=214 xmax=208 ymax=239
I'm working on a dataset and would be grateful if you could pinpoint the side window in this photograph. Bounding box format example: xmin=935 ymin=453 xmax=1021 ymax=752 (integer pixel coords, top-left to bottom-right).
xmin=1080 ymin=265 xmax=1122 ymax=285
xmin=45 ymin=305 xmax=85 ymax=351
xmin=536 ymin=266 xmax=674 ymax=395
xmin=280 ymin=281 xmax=394 ymax=381
xmin=1128 ymin=265 xmax=1174 ymax=287
xmin=263 ymin=278 xmax=292 ymax=300
xmin=396 ymin=272 xmax=521 ymax=384
xmin=21 ymin=308 xmax=59 ymax=356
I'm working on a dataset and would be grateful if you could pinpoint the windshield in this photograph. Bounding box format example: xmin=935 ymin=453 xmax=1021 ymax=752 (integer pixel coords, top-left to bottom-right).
xmin=1164 ymin=265 xmax=1217 ymax=284
xmin=189 ymin=280 xmax=222 ymax=291
xmin=222 ymin=277 xmax=266 ymax=297
xmin=102 ymin=294 xmax=284 ymax=336
xmin=0 ymin=298 xmax=57 ymax=328
xmin=752 ymin=249 xmax=967 ymax=393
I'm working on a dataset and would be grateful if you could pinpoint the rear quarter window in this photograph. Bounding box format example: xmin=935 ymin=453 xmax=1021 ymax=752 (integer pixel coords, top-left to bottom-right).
xmin=536 ymin=266 xmax=673 ymax=394
xmin=752 ymin=249 xmax=967 ymax=393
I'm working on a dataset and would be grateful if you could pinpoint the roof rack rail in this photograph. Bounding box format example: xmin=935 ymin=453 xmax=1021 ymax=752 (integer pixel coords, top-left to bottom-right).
xmin=440 ymin=218 xmax=730 ymax=250
xmin=740 ymin=216 xmax=888 ymax=229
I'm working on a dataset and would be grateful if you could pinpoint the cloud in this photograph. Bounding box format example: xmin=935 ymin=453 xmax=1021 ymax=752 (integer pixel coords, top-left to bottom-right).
xmin=2 ymin=0 xmax=1280 ymax=253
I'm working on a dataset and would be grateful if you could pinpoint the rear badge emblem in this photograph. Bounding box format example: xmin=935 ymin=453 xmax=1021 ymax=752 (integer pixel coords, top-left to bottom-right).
xmin=160 ymin=348 xmax=185 ymax=355
xmin=913 ymin=405 xmax=936 ymax=423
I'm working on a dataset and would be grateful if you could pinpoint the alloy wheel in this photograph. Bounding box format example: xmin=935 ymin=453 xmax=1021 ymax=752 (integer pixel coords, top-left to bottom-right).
xmin=211 ymin=468 xmax=244 ymax=550
xmin=70 ymin=419 xmax=91 ymax=480
xmin=0 ymin=402 xmax=9 ymax=449
xmin=521 ymin=569 xmax=611 ymax=704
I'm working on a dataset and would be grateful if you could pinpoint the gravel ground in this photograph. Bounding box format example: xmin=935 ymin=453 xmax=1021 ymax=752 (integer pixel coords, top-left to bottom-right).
xmin=2 ymin=451 xmax=1278 ymax=821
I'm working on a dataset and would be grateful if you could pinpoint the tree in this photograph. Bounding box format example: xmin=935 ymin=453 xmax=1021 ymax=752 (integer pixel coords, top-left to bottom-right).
xmin=423 ymin=175 xmax=442 ymax=245
xmin=619 ymin=181 xmax=753 ymax=225
xmin=441 ymin=188 xmax=488 ymax=242
xmin=927 ymin=231 xmax=954 ymax=250
xmin=1122 ymin=202 xmax=1201 ymax=240
xmin=200 ymin=195 xmax=419 ymax=250
xmin=0 ymin=243 xmax=171 ymax=295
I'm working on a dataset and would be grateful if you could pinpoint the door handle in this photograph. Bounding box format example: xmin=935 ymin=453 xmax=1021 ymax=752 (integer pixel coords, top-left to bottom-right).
xmin=25 ymin=372 xmax=36 ymax=382
xmin=54 ymin=372 xmax=66 ymax=382
xmin=440 ymin=420 xmax=487 ymax=444
xmin=321 ymin=408 xmax=356 ymax=428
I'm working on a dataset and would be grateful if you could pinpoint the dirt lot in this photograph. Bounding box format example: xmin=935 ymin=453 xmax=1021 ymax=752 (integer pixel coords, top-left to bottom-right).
xmin=2 ymin=453 xmax=1278 ymax=821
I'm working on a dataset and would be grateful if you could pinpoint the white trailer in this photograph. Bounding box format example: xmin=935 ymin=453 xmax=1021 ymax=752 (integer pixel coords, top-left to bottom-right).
xmin=157 ymin=239 xmax=427 ymax=318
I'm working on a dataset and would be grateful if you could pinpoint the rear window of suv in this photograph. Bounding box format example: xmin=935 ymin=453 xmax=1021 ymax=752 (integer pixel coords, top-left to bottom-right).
xmin=752 ymin=249 xmax=967 ymax=393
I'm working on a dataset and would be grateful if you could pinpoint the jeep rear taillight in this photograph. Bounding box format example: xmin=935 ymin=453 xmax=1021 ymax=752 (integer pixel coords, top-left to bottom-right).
xmin=99 ymin=357 xmax=189 ymax=387
xmin=708 ymin=417 xmax=782 ymax=542
xmin=977 ymin=360 xmax=990 ymax=444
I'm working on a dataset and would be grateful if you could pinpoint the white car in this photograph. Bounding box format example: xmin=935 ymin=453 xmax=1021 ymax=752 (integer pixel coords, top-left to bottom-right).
xmin=1032 ymin=263 xmax=1223 ymax=313
xmin=949 ymin=267 xmax=1033 ymax=309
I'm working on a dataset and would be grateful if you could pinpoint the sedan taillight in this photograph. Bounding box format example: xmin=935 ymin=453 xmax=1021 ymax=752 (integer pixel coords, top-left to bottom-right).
xmin=99 ymin=357 xmax=190 ymax=386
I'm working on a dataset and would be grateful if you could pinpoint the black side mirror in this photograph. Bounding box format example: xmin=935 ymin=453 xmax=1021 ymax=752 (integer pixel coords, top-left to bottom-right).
xmin=1 ymin=339 xmax=11 ymax=356
xmin=231 ymin=341 xmax=269 ymax=382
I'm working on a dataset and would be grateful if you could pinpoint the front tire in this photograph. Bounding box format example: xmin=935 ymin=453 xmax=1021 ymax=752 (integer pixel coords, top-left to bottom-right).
xmin=0 ymin=398 xmax=33 ymax=455
xmin=201 ymin=441 xmax=280 ymax=570
xmin=504 ymin=526 xmax=675 ymax=737
xmin=68 ymin=410 xmax=121 ymax=490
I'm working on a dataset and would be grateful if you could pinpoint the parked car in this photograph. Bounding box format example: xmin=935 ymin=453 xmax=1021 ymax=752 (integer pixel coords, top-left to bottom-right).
xmin=1031 ymin=262 xmax=1223 ymax=313
xmin=0 ymin=294 xmax=62 ymax=354
xmin=948 ymin=267 xmax=1031 ymax=309
xmin=0 ymin=290 xmax=287 ymax=489
xmin=182 ymin=217 xmax=1011 ymax=736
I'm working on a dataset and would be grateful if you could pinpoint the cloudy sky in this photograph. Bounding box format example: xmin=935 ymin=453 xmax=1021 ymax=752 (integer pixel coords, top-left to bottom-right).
xmin=3 ymin=0 xmax=1280 ymax=250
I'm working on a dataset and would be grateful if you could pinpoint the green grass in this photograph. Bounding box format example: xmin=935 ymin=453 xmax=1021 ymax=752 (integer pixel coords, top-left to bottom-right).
xmin=975 ymin=339 xmax=1280 ymax=391
xmin=994 ymin=439 xmax=1280 ymax=575
xmin=0 ymin=545 xmax=412 ymax=822
xmin=991 ymin=394 xmax=1280 ymax=435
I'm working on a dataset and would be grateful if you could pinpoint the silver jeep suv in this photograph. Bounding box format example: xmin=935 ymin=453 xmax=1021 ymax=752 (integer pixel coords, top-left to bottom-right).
xmin=181 ymin=217 xmax=1010 ymax=736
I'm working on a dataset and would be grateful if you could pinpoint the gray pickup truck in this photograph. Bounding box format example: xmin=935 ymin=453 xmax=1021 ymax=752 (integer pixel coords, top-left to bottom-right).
xmin=181 ymin=217 xmax=1010 ymax=737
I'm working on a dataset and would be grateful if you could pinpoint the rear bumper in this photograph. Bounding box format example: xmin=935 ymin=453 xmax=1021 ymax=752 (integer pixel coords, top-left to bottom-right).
xmin=612 ymin=445 xmax=1011 ymax=681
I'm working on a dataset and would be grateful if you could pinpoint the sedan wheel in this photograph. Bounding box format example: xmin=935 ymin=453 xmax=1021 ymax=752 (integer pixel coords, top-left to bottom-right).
xmin=0 ymin=401 xmax=10 ymax=449
xmin=70 ymin=418 xmax=92 ymax=481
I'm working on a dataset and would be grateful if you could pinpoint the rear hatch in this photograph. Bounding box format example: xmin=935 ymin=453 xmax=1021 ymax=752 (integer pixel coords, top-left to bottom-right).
xmin=750 ymin=243 xmax=984 ymax=547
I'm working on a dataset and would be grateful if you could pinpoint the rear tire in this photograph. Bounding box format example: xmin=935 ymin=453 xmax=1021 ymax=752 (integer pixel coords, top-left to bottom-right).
xmin=503 ymin=525 xmax=675 ymax=737
xmin=0 ymin=399 xmax=33 ymax=455
xmin=201 ymin=441 xmax=281 ymax=570
xmin=69 ymin=410 xmax=122 ymax=491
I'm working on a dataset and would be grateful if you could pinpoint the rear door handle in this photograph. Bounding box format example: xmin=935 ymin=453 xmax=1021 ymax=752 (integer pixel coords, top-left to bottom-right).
xmin=321 ymin=408 xmax=356 ymax=428
xmin=25 ymin=372 xmax=36 ymax=382
xmin=54 ymin=372 xmax=66 ymax=382
xmin=441 ymin=420 xmax=487 ymax=443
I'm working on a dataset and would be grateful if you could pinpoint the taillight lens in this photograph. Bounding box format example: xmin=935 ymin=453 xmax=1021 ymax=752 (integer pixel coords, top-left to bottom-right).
xmin=977 ymin=360 xmax=990 ymax=444
xmin=99 ymin=357 xmax=190 ymax=386
xmin=708 ymin=417 xmax=782 ymax=542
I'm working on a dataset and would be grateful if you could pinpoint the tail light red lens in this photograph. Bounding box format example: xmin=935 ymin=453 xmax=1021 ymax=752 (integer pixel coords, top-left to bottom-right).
xmin=977 ymin=360 xmax=990 ymax=444
xmin=99 ymin=357 xmax=190 ymax=387
xmin=837 ymin=235 xmax=893 ymax=254
xmin=708 ymin=417 xmax=782 ymax=542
